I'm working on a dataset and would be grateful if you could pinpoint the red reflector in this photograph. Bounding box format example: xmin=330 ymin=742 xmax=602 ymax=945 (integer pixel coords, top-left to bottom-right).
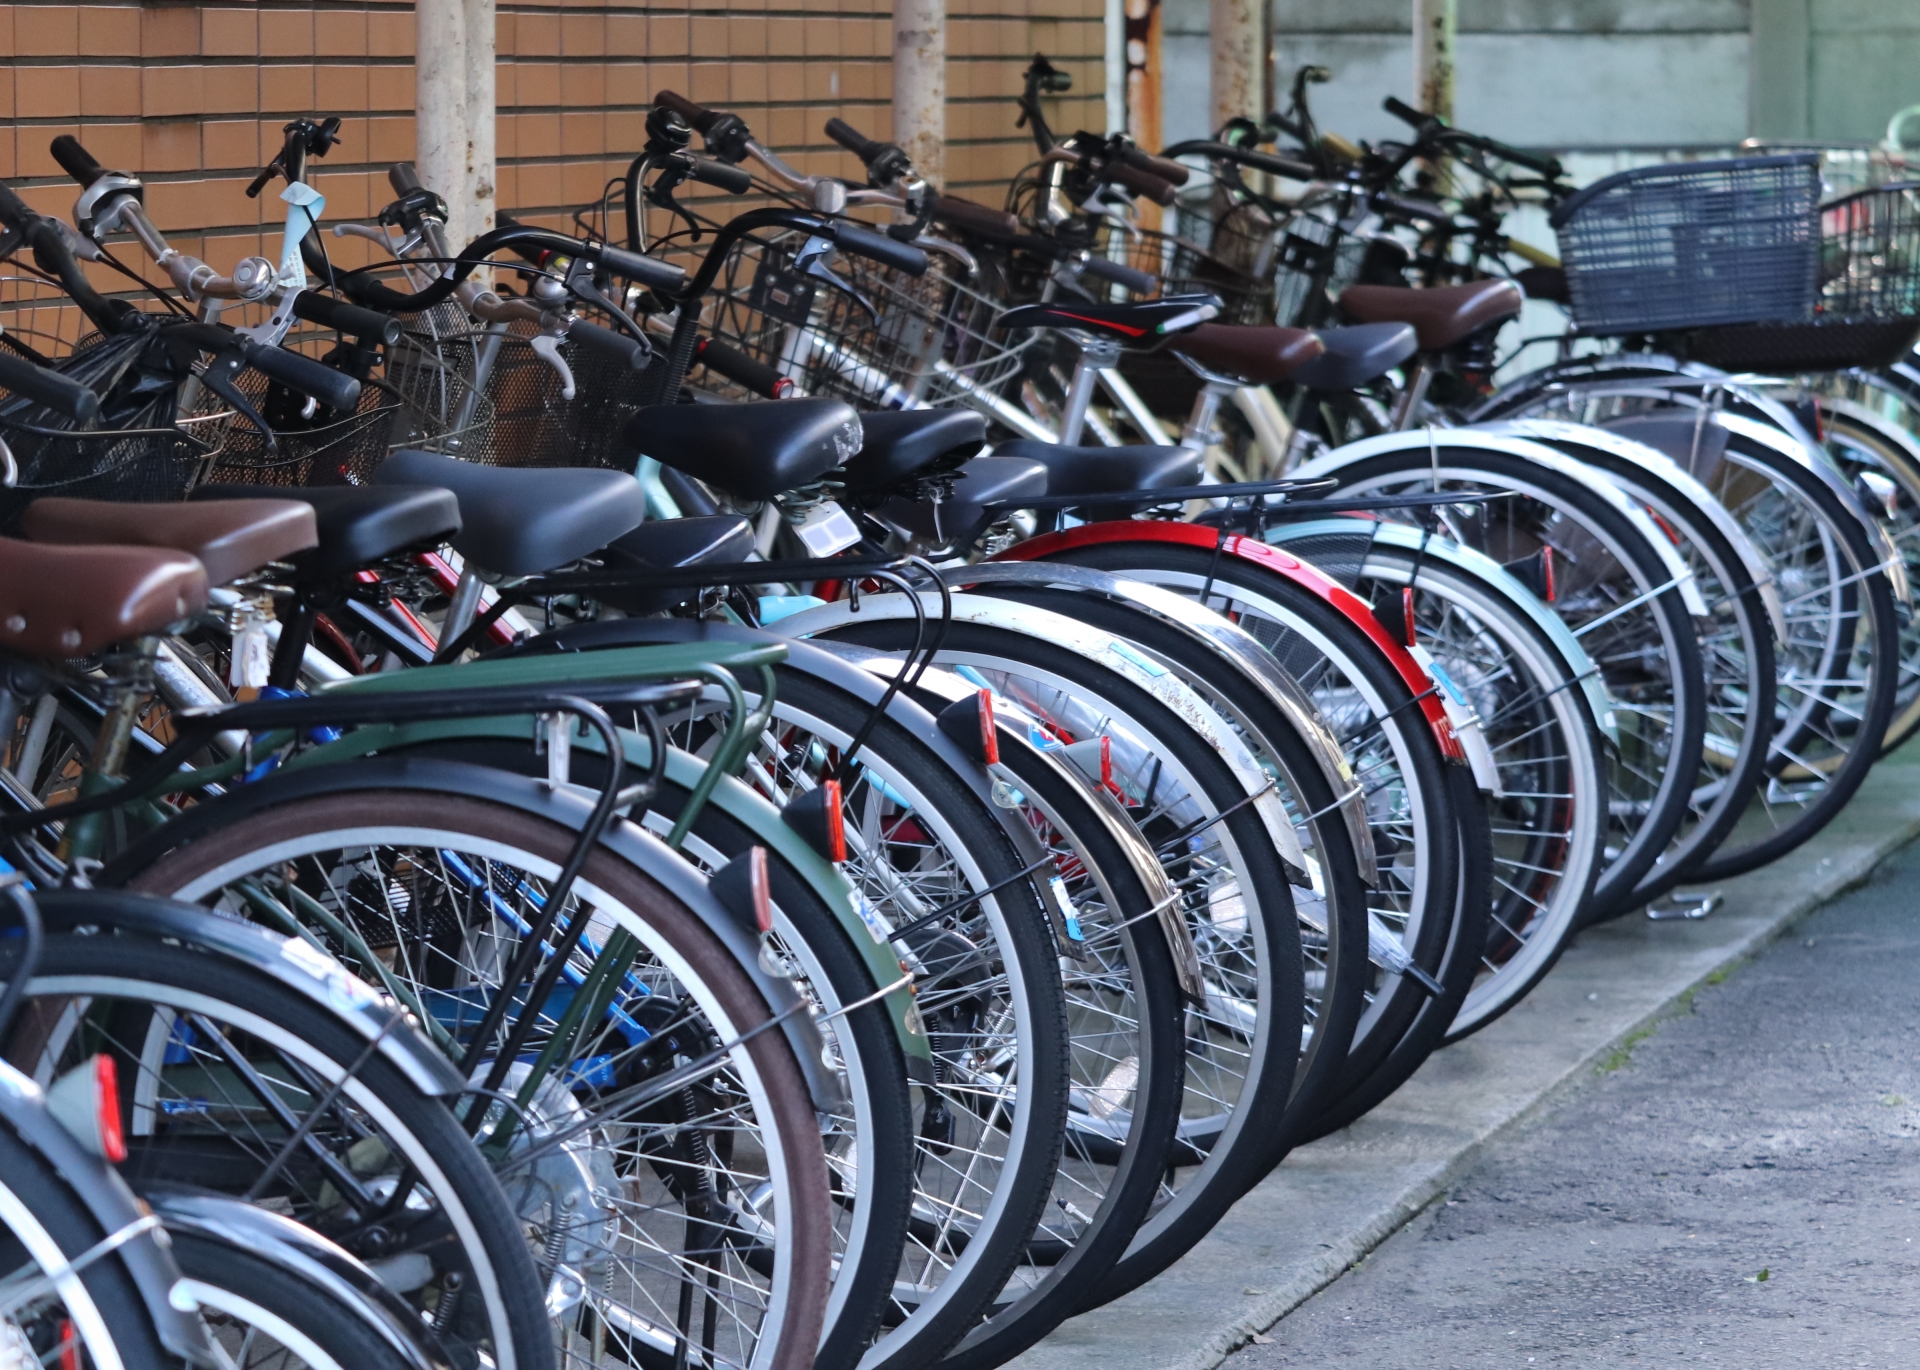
xmin=978 ymin=692 xmax=1000 ymax=766
xmin=822 ymin=778 xmax=846 ymax=863
xmin=1541 ymin=545 xmax=1556 ymax=602
xmin=94 ymin=1055 xmax=126 ymax=1165
xmin=1100 ymin=734 xmax=1117 ymax=795
xmin=1402 ymin=587 xmax=1417 ymax=647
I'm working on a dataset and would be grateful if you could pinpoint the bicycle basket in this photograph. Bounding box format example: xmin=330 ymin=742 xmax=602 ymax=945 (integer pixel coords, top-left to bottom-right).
xmin=473 ymin=314 xmax=646 ymax=471
xmin=1818 ymin=181 xmax=1920 ymax=319
xmin=1549 ymin=153 xmax=1822 ymax=334
xmin=1100 ymin=226 xmax=1270 ymax=326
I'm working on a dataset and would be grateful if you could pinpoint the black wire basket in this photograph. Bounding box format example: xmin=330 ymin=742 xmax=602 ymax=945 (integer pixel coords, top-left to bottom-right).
xmin=1550 ymin=153 xmax=1823 ymax=335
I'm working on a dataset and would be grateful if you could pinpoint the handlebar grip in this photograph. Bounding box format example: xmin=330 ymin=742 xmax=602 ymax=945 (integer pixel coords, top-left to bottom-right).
xmin=590 ymin=244 xmax=689 ymax=293
xmin=569 ymin=320 xmax=650 ymax=371
xmin=1118 ymin=145 xmax=1190 ymax=187
xmin=1101 ymin=162 xmax=1178 ymax=206
xmin=0 ymin=181 xmax=35 ymax=231
xmin=1383 ymin=96 xmax=1429 ymax=129
xmin=291 ymin=293 xmax=402 ymax=346
xmin=653 ymin=90 xmax=717 ymax=134
xmin=695 ymin=337 xmax=794 ymax=399
xmin=242 ymin=343 xmax=363 ymax=414
xmin=688 ymin=157 xmax=753 ymax=195
xmin=0 ymin=353 xmax=99 ymax=424
xmin=833 ymin=222 xmax=929 ymax=277
xmin=1081 ymin=256 xmax=1159 ymax=296
xmin=48 ymin=135 xmax=107 ymax=189
xmin=930 ymin=194 xmax=1021 ymax=242
xmin=824 ymin=118 xmax=886 ymax=165
xmin=388 ymin=162 xmax=424 ymax=195
xmin=1470 ymin=135 xmax=1563 ymax=178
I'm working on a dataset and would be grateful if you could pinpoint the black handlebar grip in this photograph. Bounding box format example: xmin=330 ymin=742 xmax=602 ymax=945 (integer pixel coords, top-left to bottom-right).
xmin=1118 ymin=145 xmax=1190 ymax=187
xmin=0 ymin=180 xmax=35 ymax=230
xmin=930 ymin=194 xmax=1021 ymax=242
xmin=290 ymin=293 xmax=402 ymax=346
xmin=688 ymin=157 xmax=753 ymax=195
xmin=823 ymin=118 xmax=886 ymax=165
xmin=1224 ymin=145 xmax=1318 ymax=180
xmin=833 ymin=222 xmax=929 ymax=277
xmin=49 ymin=136 xmax=108 ymax=189
xmin=1081 ymin=256 xmax=1160 ymax=296
xmin=1383 ymin=96 xmax=1430 ymax=128
xmin=1102 ymin=162 xmax=1178 ymax=206
xmin=590 ymin=244 xmax=690 ymax=293
xmin=243 ymin=343 xmax=363 ymax=414
xmin=388 ymin=162 xmax=424 ymax=195
xmin=0 ymin=353 xmax=100 ymax=424
xmin=569 ymin=320 xmax=650 ymax=371
xmin=654 ymin=90 xmax=717 ymax=133
xmin=695 ymin=337 xmax=794 ymax=398
xmin=1471 ymin=135 xmax=1562 ymax=178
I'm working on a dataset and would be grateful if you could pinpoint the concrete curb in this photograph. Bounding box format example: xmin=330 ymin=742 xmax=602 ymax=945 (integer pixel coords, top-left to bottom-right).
xmin=1012 ymin=742 xmax=1920 ymax=1370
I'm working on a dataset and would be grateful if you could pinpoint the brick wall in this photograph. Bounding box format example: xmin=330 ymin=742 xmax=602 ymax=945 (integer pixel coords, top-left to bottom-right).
xmin=0 ymin=0 xmax=1106 ymax=295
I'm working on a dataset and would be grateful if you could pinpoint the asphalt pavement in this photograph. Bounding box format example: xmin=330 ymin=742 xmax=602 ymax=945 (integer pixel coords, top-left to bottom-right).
xmin=1225 ymin=837 xmax=1920 ymax=1369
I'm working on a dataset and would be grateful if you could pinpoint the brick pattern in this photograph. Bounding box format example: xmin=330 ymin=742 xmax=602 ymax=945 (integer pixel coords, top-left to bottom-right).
xmin=0 ymin=0 xmax=1107 ymax=284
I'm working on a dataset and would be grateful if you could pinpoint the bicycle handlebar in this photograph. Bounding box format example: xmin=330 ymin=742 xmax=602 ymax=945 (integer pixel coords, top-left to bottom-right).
xmin=0 ymin=352 xmax=100 ymax=424
xmin=0 ymin=178 xmax=129 ymax=334
xmin=1080 ymin=256 xmax=1159 ymax=295
xmin=1101 ymin=160 xmax=1178 ymax=206
xmin=388 ymin=162 xmax=424 ymax=196
xmin=930 ymin=194 xmax=1022 ymax=242
xmin=834 ymin=222 xmax=928 ymax=275
xmin=1115 ymin=145 xmax=1190 ymax=187
xmin=49 ymin=135 xmax=107 ymax=188
xmin=569 ymin=319 xmax=650 ymax=371
xmin=290 ymin=292 xmax=402 ymax=345
xmin=1381 ymin=96 xmax=1563 ymax=178
xmin=1160 ymin=139 xmax=1317 ymax=181
xmin=824 ymin=118 xmax=888 ymax=165
xmin=694 ymin=337 xmax=793 ymax=398
xmin=653 ymin=89 xmax=718 ymax=134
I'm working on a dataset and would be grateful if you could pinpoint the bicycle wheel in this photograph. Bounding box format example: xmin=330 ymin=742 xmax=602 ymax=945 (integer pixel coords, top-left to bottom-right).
xmin=795 ymin=604 xmax=1315 ymax=1305
xmin=1263 ymin=524 xmax=1606 ymax=1039
xmin=1292 ymin=442 xmax=1709 ymax=912
xmin=111 ymin=792 xmax=834 ymax=1370
xmin=5 ymin=922 xmax=552 ymax=1370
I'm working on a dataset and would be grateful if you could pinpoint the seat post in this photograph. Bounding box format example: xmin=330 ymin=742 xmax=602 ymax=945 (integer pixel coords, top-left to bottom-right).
xmin=1390 ymin=358 xmax=1434 ymax=430
xmin=1058 ymin=334 xmax=1121 ymax=445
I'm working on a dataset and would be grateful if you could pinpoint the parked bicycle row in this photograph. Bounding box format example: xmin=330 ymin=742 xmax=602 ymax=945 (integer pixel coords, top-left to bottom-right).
xmin=0 ymin=61 xmax=1913 ymax=1370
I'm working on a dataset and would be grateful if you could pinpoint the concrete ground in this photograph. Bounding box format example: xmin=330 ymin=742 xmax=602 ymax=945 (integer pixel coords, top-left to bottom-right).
xmin=1013 ymin=740 xmax=1920 ymax=1370
xmin=1231 ymin=838 xmax=1920 ymax=1369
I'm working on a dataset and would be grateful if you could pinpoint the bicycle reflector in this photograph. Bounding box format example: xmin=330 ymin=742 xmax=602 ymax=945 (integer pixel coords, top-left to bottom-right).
xmin=782 ymin=779 xmax=846 ymax=863
xmin=937 ymin=690 xmax=1001 ymax=767
xmin=47 ymin=1054 xmax=127 ymax=1164
xmin=714 ymin=846 xmax=773 ymax=934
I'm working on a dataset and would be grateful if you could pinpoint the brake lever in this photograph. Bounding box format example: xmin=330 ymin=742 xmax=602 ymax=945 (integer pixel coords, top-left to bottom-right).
xmin=644 ymin=160 xmax=705 ymax=241
xmin=563 ymin=256 xmax=653 ymax=358
xmin=529 ymin=331 xmax=578 ymax=401
xmin=198 ymin=351 xmax=278 ymax=450
xmin=794 ymin=234 xmax=876 ymax=324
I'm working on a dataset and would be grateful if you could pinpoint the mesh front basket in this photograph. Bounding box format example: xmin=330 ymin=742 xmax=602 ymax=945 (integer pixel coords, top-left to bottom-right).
xmin=1819 ymin=182 xmax=1920 ymax=319
xmin=1096 ymin=226 xmax=1269 ymax=325
xmin=1550 ymin=153 xmax=1822 ymax=335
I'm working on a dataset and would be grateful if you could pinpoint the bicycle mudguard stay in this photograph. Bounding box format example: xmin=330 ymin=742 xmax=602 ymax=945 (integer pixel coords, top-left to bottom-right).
xmin=1262 ymin=517 xmax=1621 ymax=750
xmin=94 ymin=756 xmax=848 ymax=1114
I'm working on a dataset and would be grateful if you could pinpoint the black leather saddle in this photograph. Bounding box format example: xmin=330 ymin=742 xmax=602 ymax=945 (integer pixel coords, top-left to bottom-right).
xmin=877 ymin=456 xmax=1049 ymax=547
xmin=193 ymin=483 xmax=462 ymax=576
xmin=623 ymin=398 xmax=862 ymax=501
xmin=840 ymin=409 xmax=988 ymax=493
xmin=596 ymin=513 xmax=757 ymax=615
xmin=990 ymin=440 xmax=1202 ymax=498
xmin=373 ymin=450 xmax=644 ymax=576
xmin=994 ymin=293 xmax=1222 ymax=344
xmin=1290 ymin=323 xmax=1420 ymax=392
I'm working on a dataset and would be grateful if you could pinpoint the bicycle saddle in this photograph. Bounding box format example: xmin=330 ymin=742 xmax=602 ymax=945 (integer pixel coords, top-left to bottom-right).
xmin=624 ymin=398 xmax=862 ymax=502
xmin=1340 ymin=280 xmax=1523 ymax=351
xmin=840 ymin=409 xmax=988 ymax=492
xmin=994 ymin=293 xmax=1222 ymax=343
xmin=990 ymin=441 xmax=1203 ymax=497
xmin=1290 ymin=323 xmax=1419 ymax=391
xmin=596 ymin=514 xmax=756 ymax=615
xmin=374 ymin=449 xmax=644 ymax=576
xmin=878 ymin=456 xmax=1049 ymax=546
xmin=21 ymin=497 xmax=317 ymax=588
xmin=0 ymin=537 xmax=207 ymax=660
xmin=193 ymin=484 xmax=463 ymax=576
xmin=1170 ymin=324 xmax=1325 ymax=385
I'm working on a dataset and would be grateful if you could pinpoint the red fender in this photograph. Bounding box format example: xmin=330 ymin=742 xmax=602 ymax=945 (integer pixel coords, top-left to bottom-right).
xmin=998 ymin=521 xmax=1464 ymax=761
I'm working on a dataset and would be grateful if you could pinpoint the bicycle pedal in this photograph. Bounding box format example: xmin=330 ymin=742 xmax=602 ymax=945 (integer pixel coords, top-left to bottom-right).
xmin=1645 ymin=889 xmax=1723 ymax=921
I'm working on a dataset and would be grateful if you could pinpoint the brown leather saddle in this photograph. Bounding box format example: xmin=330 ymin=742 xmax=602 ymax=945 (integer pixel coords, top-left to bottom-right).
xmin=22 ymin=497 xmax=318 ymax=586
xmin=1340 ymin=279 xmax=1524 ymax=352
xmin=0 ymin=538 xmax=209 ymax=660
xmin=1169 ymin=324 xmax=1326 ymax=385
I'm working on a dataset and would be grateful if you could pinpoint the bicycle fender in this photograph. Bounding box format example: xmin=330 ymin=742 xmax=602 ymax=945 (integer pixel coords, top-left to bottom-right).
xmin=0 ymin=1058 xmax=220 ymax=1369
xmin=998 ymin=519 xmax=1469 ymax=763
xmin=936 ymin=559 xmax=1380 ymax=888
xmin=95 ymin=758 xmax=846 ymax=1114
xmin=150 ymin=1189 xmax=452 ymax=1370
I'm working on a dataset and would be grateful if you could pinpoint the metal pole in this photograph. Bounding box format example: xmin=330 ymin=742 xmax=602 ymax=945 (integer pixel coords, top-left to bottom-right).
xmin=1105 ymin=0 xmax=1126 ymax=136
xmin=416 ymin=0 xmax=470 ymax=246
xmin=463 ymin=0 xmax=496 ymax=247
xmin=893 ymin=0 xmax=946 ymax=191
xmin=1209 ymin=0 xmax=1262 ymax=135
xmin=1411 ymin=0 xmax=1455 ymax=122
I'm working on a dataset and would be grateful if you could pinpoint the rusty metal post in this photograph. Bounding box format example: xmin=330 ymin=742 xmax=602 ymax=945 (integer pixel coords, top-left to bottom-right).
xmin=416 ymin=0 xmax=470 ymax=244
xmin=463 ymin=0 xmax=496 ymax=243
xmin=893 ymin=0 xmax=946 ymax=190
xmin=1210 ymin=0 xmax=1263 ymax=135
xmin=1412 ymin=0 xmax=1456 ymax=123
